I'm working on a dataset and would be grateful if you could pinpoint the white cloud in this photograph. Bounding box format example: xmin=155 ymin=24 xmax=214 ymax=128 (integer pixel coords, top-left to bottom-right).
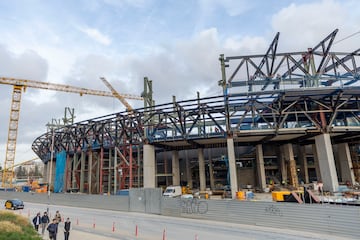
xmin=1 ymin=0 xmax=360 ymax=166
xmin=224 ymin=36 xmax=267 ymax=54
xmin=198 ymin=0 xmax=253 ymax=17
xmin=79 ymin=27 xmax=112 ymax=46
xmin=271 ymin=0 xmax=358 ymax=52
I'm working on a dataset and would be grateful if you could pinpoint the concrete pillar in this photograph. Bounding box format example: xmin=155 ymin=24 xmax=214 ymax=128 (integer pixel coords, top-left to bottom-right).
xmin=43 ymin=162 xmax=48 ymax=183
xmin=279 ymin=146 xmax=287 ymax=183
xmin=283 ymin=143 xmax=299 ymax=188
xmin=312 ymin=144 xmax=322 ymax=182
xmin=298 ymin=145 xmax=309 ymax=184
xmin=80 ymin=152 xmax=85 ymax=192
xmin=72 ymin=154 xmax=78 ymax=189
xmin=208 ymin=149 xmax=215 ymax=190
xmin=88 ymin=151 xmax=92 ymax=194
xmin=65 ymin=155 xmax=71 ymax=192
xmin=185 ymin=151 xmax=193 ymax=189
xmin=337 ymin=143 xmax=355 ymax=185
xmin=172 ymin=151 xmax=180 ymax=186
xmin=315 ymin=134 xmax=339 ymax=193
xmin=198 ymin=148 xmax=206 ymax=191
xmin=227 ymin=137 xmax=238 ymax=199
xmin=97 ymin=150 xmax=101 ymax=193
xmin=46 ymin=160 xmax=56 ymax=190
xmin=143 ymin=144 xmax=156 ymax=188
xmin=256 ymin=144 xmax=266 ymax=191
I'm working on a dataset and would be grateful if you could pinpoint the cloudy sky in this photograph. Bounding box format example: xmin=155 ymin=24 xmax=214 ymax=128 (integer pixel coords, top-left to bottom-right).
xmin=0 ymin=0 xmax=359 ymax=165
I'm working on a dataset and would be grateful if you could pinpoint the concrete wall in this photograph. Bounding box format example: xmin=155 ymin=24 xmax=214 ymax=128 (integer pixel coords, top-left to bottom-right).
xmin=1 ymin=190 xmax=359 ymax=239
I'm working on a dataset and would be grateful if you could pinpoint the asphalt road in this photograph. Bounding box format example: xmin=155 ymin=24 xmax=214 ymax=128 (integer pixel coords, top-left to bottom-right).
xmin=2 ymin=200 xmax=354 ymax=240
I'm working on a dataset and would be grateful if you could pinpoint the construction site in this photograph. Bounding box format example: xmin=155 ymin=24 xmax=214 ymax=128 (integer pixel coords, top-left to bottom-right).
xmin=2 ymin=29 xmax=360 ymax=203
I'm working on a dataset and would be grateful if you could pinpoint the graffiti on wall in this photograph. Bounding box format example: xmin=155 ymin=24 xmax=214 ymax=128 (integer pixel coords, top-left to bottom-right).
xmin=181 ymin=198 xmax=208 ymax=214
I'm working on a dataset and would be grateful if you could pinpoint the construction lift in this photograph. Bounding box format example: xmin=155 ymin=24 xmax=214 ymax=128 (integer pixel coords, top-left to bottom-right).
xmin=0 ymin=77 xmax=143 ymax=188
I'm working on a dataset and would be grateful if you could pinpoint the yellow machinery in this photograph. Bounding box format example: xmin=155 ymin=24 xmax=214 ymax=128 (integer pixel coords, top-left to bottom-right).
xmin=100 ymin=77 xmax=134 ymax=112
xmin=0 ymin=77 xmax=143 ymax=187
xmin=272 ymin=191 xmax=292 ymax=201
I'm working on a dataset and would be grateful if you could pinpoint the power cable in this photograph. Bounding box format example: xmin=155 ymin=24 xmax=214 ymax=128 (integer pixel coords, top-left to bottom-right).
xmin=334 ymin=30 xmax=360 ymax=44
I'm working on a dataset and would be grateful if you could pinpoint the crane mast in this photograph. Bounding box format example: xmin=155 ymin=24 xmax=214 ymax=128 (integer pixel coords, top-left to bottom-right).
xmin=1 ymin=77 xmax=143 ymax=187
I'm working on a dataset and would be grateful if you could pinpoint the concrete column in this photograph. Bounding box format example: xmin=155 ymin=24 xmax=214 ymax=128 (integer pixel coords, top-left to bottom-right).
xmin=256 ymin=144 xmax=266 ymax=191
xmin=72 ymin=154 xmax=78 ymax=189
xmin=143 ymin=144 xmax=156 ymax=188
xmin=283 ymin=143 xmax=298 ymax=188
xmin=97 ymin=150 xmax=101 ymax=193
xmin=279 ymin=146 xmax=287 ymax=183
xmin=65 ymin=155 xmax=71 ymax=192
xmin=315 ymin=134 xmax=339 ymax=193
xmin=46 ymin=160 xmax=55 ymax=189
xmin=80 ymin=152 xmax=85 ymax=192
xmin=198 ymin=148 xmax=206 ymax=191
xmin=88 ymin=151 xmax=92 ymax=194
xmin=43 ymin=162 xmax=48 ymax=183
xmin=172 ymin=151 xmax=180 ymax=186
xmin=312 ymin=144 xmax=322 ymax=182
xmin=337 ymin=143 xmax=355 ymax=185
xmin=227 ymin=137 xmax=238 ymax=199
xmin=208 ymin=149 xmax=215 ymax=190
xmin=185 ymin=151 xmax=193 ymax=189
xmin=298 ymin=145 xmax=309 ymax=184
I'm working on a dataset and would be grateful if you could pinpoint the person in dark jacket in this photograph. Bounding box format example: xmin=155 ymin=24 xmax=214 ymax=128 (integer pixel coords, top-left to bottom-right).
xmin=41 ymin=211 xmax=50 ymax=235
xmin=64 ymin=217 xmax=71 ymax=240
xmin=32 ymin=212 xmax=41 ymax=232
xmin=47 ymin=218 xmax=58 ymax=240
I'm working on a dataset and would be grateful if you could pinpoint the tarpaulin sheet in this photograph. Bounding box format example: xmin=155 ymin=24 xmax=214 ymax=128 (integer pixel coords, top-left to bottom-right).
xmin=54 ymin=150 xmax=66 ymax=193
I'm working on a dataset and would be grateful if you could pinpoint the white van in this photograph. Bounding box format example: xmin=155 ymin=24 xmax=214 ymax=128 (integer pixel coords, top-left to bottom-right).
xmin=163 ymin=186 xmax=182 ymax=197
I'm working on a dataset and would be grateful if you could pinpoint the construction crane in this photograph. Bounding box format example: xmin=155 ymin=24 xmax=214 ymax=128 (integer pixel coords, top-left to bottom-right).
xmin=0 ymin=77 xmax=143 ymax=187
xmin=0 ymin=157 xmax=40 ymax=184
xmin=100 ymin=77 xmax=134 ymax=112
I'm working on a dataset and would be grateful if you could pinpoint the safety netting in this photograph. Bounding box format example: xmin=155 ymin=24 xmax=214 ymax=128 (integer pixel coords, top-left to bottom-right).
xmin=54 ymin=150 xmax=66 ymax=193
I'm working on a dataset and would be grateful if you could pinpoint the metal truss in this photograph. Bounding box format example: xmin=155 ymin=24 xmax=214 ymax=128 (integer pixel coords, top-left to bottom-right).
xmin=32 ymin=86 xmax=360 ymax=158
xmin=220 ymin=29 xmax=360 ymax=92
xmin=30 ymin=29 xmax=360 ymax=192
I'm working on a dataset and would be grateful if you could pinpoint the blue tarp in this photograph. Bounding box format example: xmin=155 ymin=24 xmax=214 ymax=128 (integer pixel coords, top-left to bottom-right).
xmin=54 ymin=150 xmax=66 ymax=193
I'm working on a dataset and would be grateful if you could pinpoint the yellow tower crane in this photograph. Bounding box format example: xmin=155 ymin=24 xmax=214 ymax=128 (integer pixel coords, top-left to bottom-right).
xmin=100 ymin=77 xmax=134 ymax=112
xmin=0 ymin=77 xmax=143 ymax=187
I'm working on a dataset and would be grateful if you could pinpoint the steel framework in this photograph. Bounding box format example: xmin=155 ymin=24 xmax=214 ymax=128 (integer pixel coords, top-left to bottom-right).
xmin=31 ymin=29 xmax=360 ymax=193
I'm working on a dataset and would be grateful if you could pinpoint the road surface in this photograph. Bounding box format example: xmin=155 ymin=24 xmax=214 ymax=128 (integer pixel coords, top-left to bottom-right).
xmin=2 ymin=200 xmax=353 ymax=240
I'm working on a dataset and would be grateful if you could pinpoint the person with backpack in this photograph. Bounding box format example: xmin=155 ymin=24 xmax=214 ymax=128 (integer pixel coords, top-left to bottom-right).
xmin=41 ymin=211 xmax=50 ymax=235
xmin=47 ymin=218 xmax=58 ymax=240
xmin=32 ymin=212 xmax=41 ymax=232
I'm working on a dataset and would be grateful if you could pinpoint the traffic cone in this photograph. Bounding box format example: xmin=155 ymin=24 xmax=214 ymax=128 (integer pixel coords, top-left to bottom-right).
xmin=163 ymin=228 xmax=166 ymax=240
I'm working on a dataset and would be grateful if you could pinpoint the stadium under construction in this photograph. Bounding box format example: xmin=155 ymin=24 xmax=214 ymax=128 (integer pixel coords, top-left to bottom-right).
xmin=31 ymin=29 xmax=360 ymax=198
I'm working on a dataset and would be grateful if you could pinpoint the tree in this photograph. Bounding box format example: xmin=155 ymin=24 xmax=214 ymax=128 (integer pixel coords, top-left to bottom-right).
xmin=15 ymin=166 xmax=27 ymax=178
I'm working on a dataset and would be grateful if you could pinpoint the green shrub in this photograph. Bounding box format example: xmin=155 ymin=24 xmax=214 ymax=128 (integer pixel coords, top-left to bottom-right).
xmin=0 ymin=210 xmax=41 ymax=240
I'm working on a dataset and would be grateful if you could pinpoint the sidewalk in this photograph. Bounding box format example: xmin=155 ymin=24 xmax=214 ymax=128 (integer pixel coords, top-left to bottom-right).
xmin=41 ymin=229 xmax=120 ymax=240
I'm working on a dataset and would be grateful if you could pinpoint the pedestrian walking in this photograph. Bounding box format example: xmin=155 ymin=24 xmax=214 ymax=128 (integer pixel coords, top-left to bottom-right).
xmin=64 ymin=217 xmax=71 ymax=240
xmin=55 ymin=210 xmax=62 ymax=223
xmin=32 ymin=212 xmax=41 ymax=232
xmin=41 ymin=211 xmax=50 ymax=235
xmin=47 ymin=218 xmax=58 ymax=240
